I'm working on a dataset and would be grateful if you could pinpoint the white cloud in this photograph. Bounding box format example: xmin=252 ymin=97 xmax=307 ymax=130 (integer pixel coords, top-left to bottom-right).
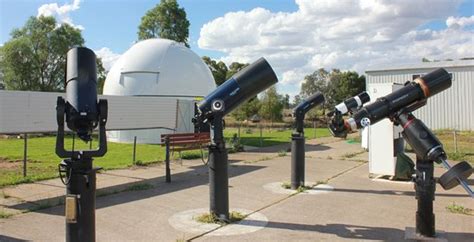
xmin=198 ymin=0 xmax=472 ymax=96
xmin=94 ymin=47 xmax=121 ymax=71
xmin=446 ymin=15 xmax=474 ymax=28
xmin=37 ymin=0 xmax=84 ymax=30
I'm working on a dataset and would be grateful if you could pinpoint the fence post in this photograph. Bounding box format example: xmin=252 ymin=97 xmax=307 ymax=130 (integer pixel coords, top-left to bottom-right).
xmin=23 ymin=133 xmax=27 ymax=177
xmin=165 ymin=136 xmax=171 ymax=183
xmin=453 ymin=130 xmax=458 ymax=154
xmin=133 ymin=136 xmax=137 ymax=164
xmin=260 ymin=125 xmax=263 ymax=147
xmin=313 ymin=120 xmax=316 ymax=138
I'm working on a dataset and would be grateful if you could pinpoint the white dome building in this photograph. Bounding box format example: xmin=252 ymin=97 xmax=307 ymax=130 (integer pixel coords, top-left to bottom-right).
xmin=103 ymin=38 xmax=216 ymax=143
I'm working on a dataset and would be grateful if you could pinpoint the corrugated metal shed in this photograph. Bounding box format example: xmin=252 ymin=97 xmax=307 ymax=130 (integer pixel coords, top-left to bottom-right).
xmin=365 ymin=60 xmax=474 ymax=130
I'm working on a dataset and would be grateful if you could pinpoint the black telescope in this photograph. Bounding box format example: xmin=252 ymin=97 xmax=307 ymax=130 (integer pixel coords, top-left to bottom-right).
xmin=344 ymin=68 xmax=451 ymax=132
xmin=65 ymin=47 xmax=99 ymax=142
xmin=293 ymin=92 xmax=325 ymax=133
xmin=56 ymin=47 xmax=108 ymax=242
xmin=327 ymin=91 xmax=370 ymax=117
xmin=195 ymin=57 xmax=278 ymax=123
xmin=291 ymin=92 xmax=325 ymax=189
xmin=194 ymin=57 xmax=278 ymax=222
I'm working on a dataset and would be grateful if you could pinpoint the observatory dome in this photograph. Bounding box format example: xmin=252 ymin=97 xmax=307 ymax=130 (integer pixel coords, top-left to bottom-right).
xmin=103 ymin=38 xmax=216 ymax=144
xmin=103 ymin=38 xmax=215 ymax=97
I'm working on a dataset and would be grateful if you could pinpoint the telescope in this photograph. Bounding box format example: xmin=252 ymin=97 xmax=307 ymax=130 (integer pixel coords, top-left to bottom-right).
xmin=329 ymin=68 xmax=452 ymax=137
xmin=64 ymin=48 xmax=100 ymax=142
xmin=327 ymin=91 xmax=370 ymax=117
xmin=293 ymin=92 xmax=325 ymax=133
xmin=194 ymin=57 xmax=278 ymax=221
xmin=395 ymin=112 xmax=473 ymax=197
xmin=194 ymin=57 xmax=278 ymax=124
xmin=291 ymin=92 xmax=325 ymax=189
xmin=56 ymin=47 xmax=108 ymax=242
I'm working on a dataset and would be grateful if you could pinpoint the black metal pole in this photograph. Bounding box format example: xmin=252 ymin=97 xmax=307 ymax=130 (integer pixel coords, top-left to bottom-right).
xmin=23 ymin=133 xmax=27 ymax=177
xmin=65 ymin=157 xmax=96 ymax=242
xmin=414 ymin=156 xmax=436 ymax=237
xmin=165 ymin=136 xmax=171 ymax=183
xmin=133 ymin=136 xmax=137 ymax=164
xmin=208 ymin=112 xmax=229 ymax=221
xmin=291 ymin=132 xmax=305 ymax=189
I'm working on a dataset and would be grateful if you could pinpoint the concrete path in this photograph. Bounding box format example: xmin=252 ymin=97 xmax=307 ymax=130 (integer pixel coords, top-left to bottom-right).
xmin=0 ymin=137 xmax=472 ymax=241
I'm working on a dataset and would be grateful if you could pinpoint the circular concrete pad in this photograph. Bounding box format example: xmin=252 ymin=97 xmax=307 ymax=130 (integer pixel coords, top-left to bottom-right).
xmin=301 ymin=184 xmax=334 ymax=195
xmin=168 ymin=208 xmax=268 ymax=236
xmin=263 ymin=182 xmax=331 ymax=195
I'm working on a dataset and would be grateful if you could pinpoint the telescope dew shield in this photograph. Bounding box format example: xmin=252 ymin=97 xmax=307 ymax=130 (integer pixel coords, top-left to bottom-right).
xmin=197 ymin=58 xmax=278 ymax=119
xmin=65 ymin=47 xmax=99 ymax=141
xmin=294 ymin=92 xmax=325 ymax=115
xmin=294 ymin=92 xmax=325 ymax=133
xmin=349 ymin=68 xmax=452 ymax=130
xmin=333 ymin=91 xmax=370 ymax=115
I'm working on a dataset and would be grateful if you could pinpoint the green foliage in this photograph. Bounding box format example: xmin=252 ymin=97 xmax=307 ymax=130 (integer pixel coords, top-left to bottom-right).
xmin=278 ymin=150 xmax=287 ymax=157
xmin=0 ymin=16 xmax=84 ymax=91
xmin=326 ymin=70 xmax=366 ymax=107
xmin=223 ymin=127 xmax=331 ymax=147
xmin=0 ymin=210 xmax=14 ymax=219
xmin=202 ymin=56 xmax=228 ymax=85
xmin=226 ymin=62 xmax=249 ymax=79
xmin=299 ymin=68 xmax=366 ymax=113
xmin=446 ymin=202 xmax=473 ymax=215
xmin=281 ymin=182 xmax=291 ymax=189
xmin=231 ymin=97 xmax=261 ymax=121
xmin=260 ymin=86 xmax=284 ymax=122
xmin=194 ymin=211 xmax=245 ymax=224
xmin=138 ymin=0 xmax=190 ymax=47
xmin=96 ymin=58 xmax=107 ymax=94
xmin=126 ymin=183 xmax=154 ymax=191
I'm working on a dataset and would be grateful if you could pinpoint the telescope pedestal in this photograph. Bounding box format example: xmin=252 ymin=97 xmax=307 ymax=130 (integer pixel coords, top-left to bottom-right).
xmin=208 ymin=114 xmax=229 ymax=221
xmin=61 ymin=158 xmax=98 ymax=242
xmin=414 ymin=157 xmax=436 ymax=238
xmin=291 ymin=132 xmax=305 ymax=190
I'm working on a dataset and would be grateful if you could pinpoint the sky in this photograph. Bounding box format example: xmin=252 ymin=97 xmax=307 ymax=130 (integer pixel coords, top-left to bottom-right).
xmin=1 ymin=0 xmax=473 ymax=98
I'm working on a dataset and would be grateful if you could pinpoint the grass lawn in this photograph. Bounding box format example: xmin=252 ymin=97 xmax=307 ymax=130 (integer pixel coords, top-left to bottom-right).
xmin=0 ymin=128 xmax=330 ymax=187
xmin=224 ymin=127 xmax=331 ymax=147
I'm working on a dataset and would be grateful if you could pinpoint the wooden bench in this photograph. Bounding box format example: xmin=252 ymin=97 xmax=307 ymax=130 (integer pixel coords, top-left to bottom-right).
xmin=160 ymin=132 xmax=210 ymax=182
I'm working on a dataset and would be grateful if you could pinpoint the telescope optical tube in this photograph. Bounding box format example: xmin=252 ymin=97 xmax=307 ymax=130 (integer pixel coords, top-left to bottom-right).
xmin=65 ymin=47 xmax=99 ymax=141
xmin=196 ymin=58 xmax=278 ymax=121
xmin=294 ymin=92 xmax=325 ymax=133
xmin=345 ymin=68 xmax=452 ymax=132
xmin=329 ymin=91 xmax=370 ymax=116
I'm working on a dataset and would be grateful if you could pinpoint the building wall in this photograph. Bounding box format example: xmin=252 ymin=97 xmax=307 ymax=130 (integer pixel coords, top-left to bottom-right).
xmin=366 ymin=63 xmax=474 ymax=130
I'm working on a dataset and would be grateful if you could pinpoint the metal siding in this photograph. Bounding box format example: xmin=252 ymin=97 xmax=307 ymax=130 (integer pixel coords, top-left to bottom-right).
xmin=366 ymin=65 xmax=474 ymax=130
xmin=0 ymin=90 xmax=180 ymax=133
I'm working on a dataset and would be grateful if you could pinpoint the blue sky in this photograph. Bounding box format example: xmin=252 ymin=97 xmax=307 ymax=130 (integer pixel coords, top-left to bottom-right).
xmin=1 ymin=0 xmax=473 ymax=97
xmin=1 ymin=0 xmax=298 ymax=59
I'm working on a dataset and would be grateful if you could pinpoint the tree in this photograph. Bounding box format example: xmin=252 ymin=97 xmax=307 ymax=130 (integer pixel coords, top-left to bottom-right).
xmin=260 ymin=86 xmax=284 ymax=122
xmin=283 ymin=94 xmax=290 ymax=109
xmin=226 ymin=62 xmax=249 ymax=79
xmin=231 ymin=97 xmax=261 ymax=121
xmin=202 ymin=56 xmax=228 ymax=86
xmin=96 ymin=57 xmax=107 ymax=94
xmin=300 ymin=68 xmax=330 ymax=98
xmin=292 ymin=94 xmax=302 ymax=108
xmin=0 ymin=16 xmax=84 ymax=91
xmin=327 ymin=70 xmax=365 ymax=106
xmin=138 ymin=0 xmax=190 ymax=47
